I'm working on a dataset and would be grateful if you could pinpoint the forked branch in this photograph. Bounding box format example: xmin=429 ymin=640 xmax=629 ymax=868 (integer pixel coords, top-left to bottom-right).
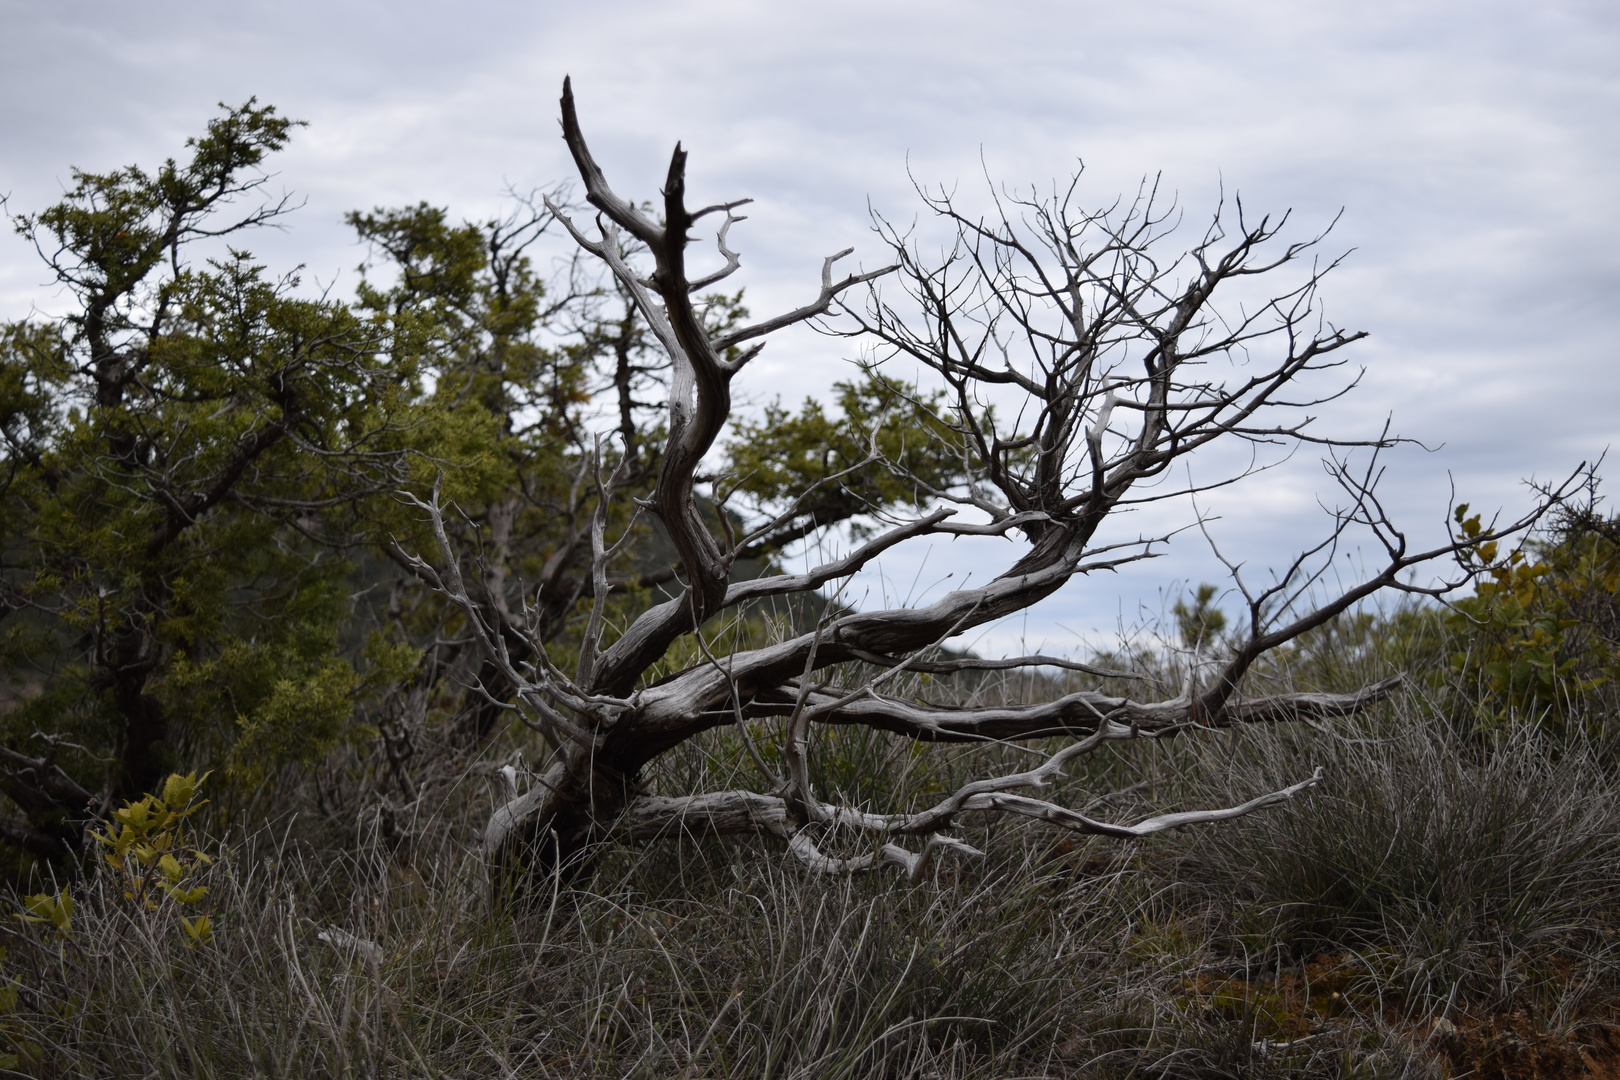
xmin=396 ymin=79 xmax=1572 ymax=894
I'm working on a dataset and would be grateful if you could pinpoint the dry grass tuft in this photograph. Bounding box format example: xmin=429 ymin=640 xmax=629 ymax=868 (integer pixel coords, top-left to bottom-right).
xmin=4 ymin=644 xmax=1620 ymax=1077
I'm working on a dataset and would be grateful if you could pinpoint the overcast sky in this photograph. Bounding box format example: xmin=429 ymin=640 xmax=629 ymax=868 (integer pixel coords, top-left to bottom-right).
xmin=4 ymin=0 xmax=1616 ymax=655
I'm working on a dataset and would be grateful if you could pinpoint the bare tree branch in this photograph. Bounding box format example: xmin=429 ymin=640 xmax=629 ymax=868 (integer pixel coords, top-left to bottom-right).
xmin=394 ymin=79 xmax=1574 ymax=895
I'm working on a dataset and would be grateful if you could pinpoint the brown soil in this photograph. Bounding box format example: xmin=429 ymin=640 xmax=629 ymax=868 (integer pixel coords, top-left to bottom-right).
xmin=1184 ymin=954 xmax=1620 ymax=1079
xmin=1435 ymin=1015 xmax=1620 ymax=1080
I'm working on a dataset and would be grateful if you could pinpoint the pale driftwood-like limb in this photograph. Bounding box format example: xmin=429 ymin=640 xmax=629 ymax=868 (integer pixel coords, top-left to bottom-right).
xmin=712 ymin=248 xmax=898 ymax=361
xmin=483 ymin=759 xmax=568 ymax=864
xmin=717 ymin=508 xmax=1064 ymax=611
xmin=608 ymin=768 xmax=1322 ymax=880
xmin=687 ymin=200 xmax=751 ymax=294
xmin=392 ymin=79 xmax=1575 ymax=895
xmin=786 ymin=833 xmax=986 ymax=885
xmin=576 ymin=435 xmax=640 ymax=685
xmin=784 ymin=676 xmax=1405 ymax=742
xmin=845 ymin=647 xmax=1141 ymax=681
xmin=611 ymin=789 xmax=979 ymax=882
xmin=617 ymin=789 xmax=792 ymax=842
xmin=317 ymin=927 xmax=384 ymax=967
xmin=971 ymin=768 xmax=1324 ymax=839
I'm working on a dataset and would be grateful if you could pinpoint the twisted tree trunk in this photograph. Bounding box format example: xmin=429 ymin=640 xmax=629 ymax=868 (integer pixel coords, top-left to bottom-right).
xmin=400 ymin=78 xmax=1571 ymax=894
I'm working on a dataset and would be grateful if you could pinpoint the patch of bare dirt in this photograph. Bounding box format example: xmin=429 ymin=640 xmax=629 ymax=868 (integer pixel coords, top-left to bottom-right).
xmin=1183 ymin=955 xmax=1620 ymax=1079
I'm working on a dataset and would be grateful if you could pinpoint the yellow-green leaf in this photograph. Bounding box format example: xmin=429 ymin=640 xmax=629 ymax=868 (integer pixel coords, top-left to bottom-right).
xmin=19 ymin=888 xmax=72 ymax=932
xmin=180 ymin=914 xmax=213 ymax=946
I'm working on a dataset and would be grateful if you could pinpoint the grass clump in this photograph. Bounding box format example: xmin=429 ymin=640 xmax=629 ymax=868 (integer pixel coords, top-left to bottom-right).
xmin=0 ymin=780 xmax=1447 ymax=1078
xmin=5 ymin=600 xmax=1620 ymax=1077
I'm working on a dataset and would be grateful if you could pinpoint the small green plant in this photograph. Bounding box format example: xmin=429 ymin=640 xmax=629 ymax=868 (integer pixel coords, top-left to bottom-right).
xmin=92 ymin=771 xmax=215 ymax=944
xmin=1173 ymin=583 xmax=1229 ymax=651
xmin=9 ymin=888 xmax=71 ymax=1066
xmin=1448 ymin=502 xmax=1620 ymax=732
xmin=0 ymin=948 xmax=39 ymax=1072
xmin=15 ymin=888 xmax=72 ymax=936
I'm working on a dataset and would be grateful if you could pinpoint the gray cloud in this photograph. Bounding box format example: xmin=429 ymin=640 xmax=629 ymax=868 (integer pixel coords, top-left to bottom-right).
xmin=4 ymin=0 xmax=1615 ymax=650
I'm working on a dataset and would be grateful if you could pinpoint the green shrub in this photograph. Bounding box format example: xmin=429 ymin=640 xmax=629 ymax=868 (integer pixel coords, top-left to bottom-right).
xmin=1445 ymin=498 xmax=1620 ymax=734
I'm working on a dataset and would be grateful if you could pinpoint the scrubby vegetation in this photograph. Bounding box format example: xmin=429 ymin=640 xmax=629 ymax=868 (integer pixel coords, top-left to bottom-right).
xmin=4 ymin=511 xmax=1618 ymax=1078
xmin=4 ymin=94 xmax=1618 ymax=1078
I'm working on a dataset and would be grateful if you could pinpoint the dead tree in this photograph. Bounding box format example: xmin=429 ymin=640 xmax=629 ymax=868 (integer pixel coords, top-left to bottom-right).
xmin=401 ymin=78 xmax=1564 ymax=889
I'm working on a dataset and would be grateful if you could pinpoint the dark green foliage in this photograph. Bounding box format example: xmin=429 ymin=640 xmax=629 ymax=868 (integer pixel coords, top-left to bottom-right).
xmin=0 ymin=104 xmax=946 ymax=878
xmin=726 ymin=374 xmax=970 ymax=545
xmin=0 ymin=102 xmax=436 ymax=861
xmin=0 ymin=102 xmax=612 ymax=867
xmin=1443 ymin=496 xmax=1620 ymax=732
